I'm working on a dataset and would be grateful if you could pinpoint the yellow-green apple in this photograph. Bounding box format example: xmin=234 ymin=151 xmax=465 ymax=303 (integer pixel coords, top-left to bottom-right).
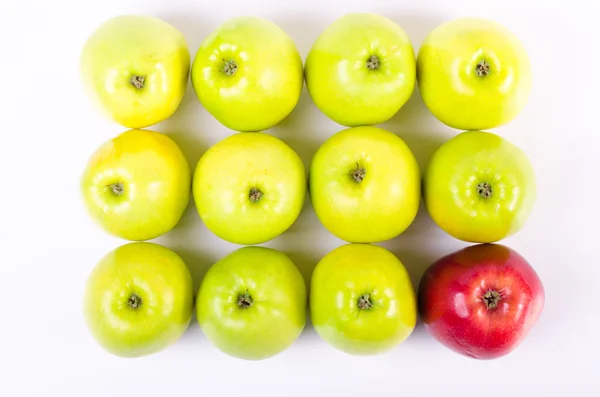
xmin=81 ymin=129 xmax=191 ymax=241
xmin=196 ymin=246 xmax=306 ymax=360
xmin=80 ymin=15 xmax=190 ymax=128
xmin=193 ymin=132 xmax=306 ymax=245
xmin=418 ymin=243 xmax=545 ymax=359
xmin=309 ymin=126 xmax=420 ymax=243
xmin=310 ymin=244 xmax=417 ymax=355
xmin=423 ymin=130 xmax=536 ymax=243
xmin=83 ymin=242 xmax=194 ymax=358
xmin=191 ymin=16 xmax=303 ymax=132
xmin=305 ymin=13 xmax=416 ymax=127
xmin=417 ymin=18 xmax=532 ymax=130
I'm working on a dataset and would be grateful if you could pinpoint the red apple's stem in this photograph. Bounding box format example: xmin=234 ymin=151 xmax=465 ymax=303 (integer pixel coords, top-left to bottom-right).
xmin=476 ymin=182 xmax=492 ymax=199
xmin=351 ymin=163 xmax=366 ymax=183
xmin=109 ymin=182 xmax=124 ymax=196
xmin=222 ymin=59 xmax=238 ymax=76
xmin=238 ymin=290 xmax=253 ymax=309
xmin=357 ymin=293 xmax=373 ymax=310
xmin=249 ymin=188 xmax=263 ymax=203
xmin=366 ymin=55 xmax=380 ymax=70
xmin=475 ymin=60 xmax=491 ymax=77
xmin=128 ymin=294 xmax=142 ymax=309
xmin=482 ymin=290 xmax=502 ymax=309
xmin=130 ymin=75 xmax=145 ymax=89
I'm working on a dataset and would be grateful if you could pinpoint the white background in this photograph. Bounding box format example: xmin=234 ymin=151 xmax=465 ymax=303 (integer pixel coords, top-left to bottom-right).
xmin=1 ymin=0 xmax=598 ymax=396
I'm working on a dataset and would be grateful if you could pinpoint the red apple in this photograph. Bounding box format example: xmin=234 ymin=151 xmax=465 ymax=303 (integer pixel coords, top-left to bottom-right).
xmin=418 ymin=243 xmax=544 ymax=360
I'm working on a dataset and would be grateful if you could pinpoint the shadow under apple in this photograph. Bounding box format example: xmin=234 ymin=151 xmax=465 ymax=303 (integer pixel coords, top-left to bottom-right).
xmin=268 ymin=86 xmax=336 ymax=170
xmin=282 ymin=248 xmax=322 ymax=294
xmin=154 ymin=200 xmax=221 ymax=291
xmin=381 ymin=88 xmax=454 ymax=171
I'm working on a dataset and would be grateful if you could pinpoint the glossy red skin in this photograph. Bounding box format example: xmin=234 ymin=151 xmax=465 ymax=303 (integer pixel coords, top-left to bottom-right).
xmin=418 ymin=244 xmax=544 ymax=359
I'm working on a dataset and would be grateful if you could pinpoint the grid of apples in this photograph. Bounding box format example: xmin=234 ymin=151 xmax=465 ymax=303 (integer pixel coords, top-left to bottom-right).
xmin=80 ymin=14 xmax=543 ymax=361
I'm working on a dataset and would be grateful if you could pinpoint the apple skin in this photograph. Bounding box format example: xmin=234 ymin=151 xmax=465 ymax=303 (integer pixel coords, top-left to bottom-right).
xmin=81 ymin=129 xmax=191 ymax=241
xmin=80 ymin=15 xmax=190 ymax=129
xmin=193 ymin=132 xmax=306 ymax=245
xmin=309 ymin=126 xmax=420 ymax=243
xmin=418 ymin=243 xmax=545 ymax=360
xmin=310 ymin=244 xmax=417 ymax=355
xmin=417 ymin=17 xmax=532 ymax=130
xmin=83 ymin=242 xmax=194 ymax=358
xmin=196 ymin=246 xmax=306 ymax=360
xmin=305 ymin=13 xmax=416 ymax=127
xmin=423 ymin=130 xmax=536 ymax=243
xmin=191 ymin=16 xmax=303 ymax=132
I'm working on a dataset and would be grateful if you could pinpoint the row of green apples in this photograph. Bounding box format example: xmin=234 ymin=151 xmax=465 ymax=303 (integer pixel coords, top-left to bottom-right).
xmin=82 ymin=125 xmax=535 ymax=246
xmin=81 ymin=13 xmax=531 ymax=133
xmin=80 ymin=12 xmax=544 ymax=362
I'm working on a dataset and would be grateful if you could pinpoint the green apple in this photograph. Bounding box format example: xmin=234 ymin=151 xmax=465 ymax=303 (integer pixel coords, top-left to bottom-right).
xmin=81 ymin=129 xmax=191 ymax=241
xmin=193 ymin=132 xmax=306 ymax=245
xmin=196 ymin=246 xmax=306 ymax=360
xmin=83 ymin=242 xmax=194 ymax=358
xmin=417 ymin=18 xmax=532 ymax=130
xmin=423 ymin=130 xmax=536 ymax=243
xmin=305 ymin=13 xmax=416 ymax=127
xmin=309 ymin=126 xmax=420 ymax=243
xmin=191 ymin=16 xmax=303 ymax=132
xmin=310 ymin=243 xmax=417 ymax=355
xmin=80 ymin=15 xmax=190 ymax=129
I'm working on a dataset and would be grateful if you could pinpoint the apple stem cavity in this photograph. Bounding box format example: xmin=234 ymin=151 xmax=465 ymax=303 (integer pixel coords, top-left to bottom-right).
xmin=351 ymin=163 xmax=366 ymax=183
xmin=237 ymin=290 xmax=253 ymax=309
xmin=249 ymin=188 xmax=263 ymax=203
xmin=475 ymin=60 xmax=491 ymax=77
xmin=130 ymin=75 xmax=145 ymax=89
xmin=482 ymin=290 xmax=502 ymax=310
xmin=366 ymin=55 xmax=380 ymax=70
xmin=109 ymin=182 xmax=124 ymax=196
xmin=476 ymin=182 xmax=492 ymax=199
xmin=222 ymin=59 xmax=238 ymax=76
xmin=357 ymin=293 xmax=373 ymax=310
xmin=127 ymin=294 xmax=142 ymax=310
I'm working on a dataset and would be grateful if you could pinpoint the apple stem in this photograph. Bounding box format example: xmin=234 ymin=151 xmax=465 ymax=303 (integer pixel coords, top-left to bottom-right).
xmin=109 ymin=182 xmax=124 ymax=196
xmin=482 ymin=290 xmax=502 ymax=310
xmin=351 ymin=163 xmax=366 ymax=183
xmin=357 ymin=293 xmax=373 ymax=310
xmin=238 ymin=290 xmax=253 ymax=309
xmin=127 ymin=294 xmax=142 ymax=309
xmin=366 ymin=55 xmax=380 ymax=70
xmin=130 ymin=75 xmax=145 ymax=89
xmin=476 ymin=182 xmax=492 ymax=199
xmin=475 ymin=60 xmax=491 ymax=77
xmin=222 ymin=59 xmax=238 ymax=76
xmin=249 ymin=188 xmax=263 ymax=203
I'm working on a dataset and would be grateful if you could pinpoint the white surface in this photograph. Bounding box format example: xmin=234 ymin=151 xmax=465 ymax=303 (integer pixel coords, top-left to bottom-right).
xmin=1 ymin=0 xmax=598 ymax=396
